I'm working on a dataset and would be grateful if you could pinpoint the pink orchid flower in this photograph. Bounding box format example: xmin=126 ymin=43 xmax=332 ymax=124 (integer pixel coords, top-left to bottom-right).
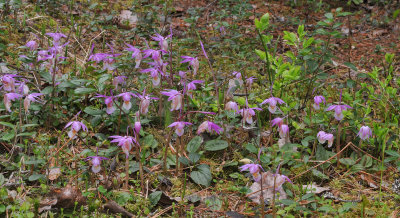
xmin=25 ymin=40 xmax=38 ymax=51
xmin=64 ymin=121 xmax=88 ymax=139
xmin=197 ymin=121 xmax=223 ymax=135
xmin=161 ymin=89 xmax=183 ymax=111
xmin=317 ymin=131 xmax=334 ymax=147
xmin=117 ymin=92 xmax=135 ymax=111
xmin=95 ymin=94 xmax=116 ymax=114
xmin=271 ymin=117 xmax=284 ymax=128
xmin=151 ymin=33 xmax=171 ymax=51
xmin=133 ymin=89 xmax=158 ymax=115
xmin=313 ymin=95 xmax=326 ymax=110
xmin=261 ymin=96 xmax=285 ymax=113
xmin=141 ymin=68 xmax=161 ymax=86
xmin=46 ymin=32 xmax=67 ymax=43
xmin=239 ymin=107 xmax=262 ymax=124
xmin=109 ymin=135 xmax=137 ymax=158
xmin=358 ymin=126 xmax=372 ymax=141
xmin=239 ymin=163 xmax=263 ymax=182
xmin=181 ymin=56 xmax=199 ymax=75
xmin=3 ymin=93 xmax=22 ymax=112
xmin=326 ymin=90 xmax=352 ymax=121
xmin=279 ymin=124 xmax=289 ymax=139
xmin=125 ymin=44 xmax=142 ymax=68
xmin=86 ymin=156 xmax=108 ymax=173
xmin=225 ymin=101 xmax=239 ymax=113
xmin=113 ymin=76 xmax=127 ymax=90
xmin=1 ymin=74 xmax=18 ymax=92
xmin=168 ymin=121 xmax=193 ymax=136
xmin=24 ymin=93 xmax=43 ymax=113
xmin=134 ymin=121 xmax=141 ymax=135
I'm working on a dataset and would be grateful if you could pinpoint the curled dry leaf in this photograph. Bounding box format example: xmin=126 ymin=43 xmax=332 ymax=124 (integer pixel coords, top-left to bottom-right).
xmin=48 ymin=167 xmax=61 ymax=181
xmin=302 ymin=183 xmax=330 ymax=194
xmin=248 ymin=171 xmax=288 ymax=205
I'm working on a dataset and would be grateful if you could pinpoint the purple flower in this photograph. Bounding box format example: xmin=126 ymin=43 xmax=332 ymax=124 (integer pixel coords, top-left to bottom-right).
xmin=326 ymin=90 xmax=352 ymax=121
xmin=161 ymin=89 xmax=183 ymax=111
xmin=26 ymin=40 xmax=38 ymax=51
xmin=117 ymin=92 xmax=135 ymax=111
xmin=185 ymin=80 xmax=204 ymax=92
xmin=197 ymin=121 xmax=223 ymax=135
xmin=317 ymin=131 xmax=334 ymax=147
xmin=1 ymin=74 xmax=18 ymax=92
xmin=134 ymin=121 xmax=141 ymax=135
xmin=95 ymin=94 xmax=116 ymax=114
xmin=151 ymin=33 xmax=170 ymax=51
xmin=271 ymin=117 xmax=283 ymax=128
xmin=313 ymin=95 xmax=326 ymax=110
xmin=279 ymin=124 xmax=289 ymax=139
xmin=141 ymin=68 xmax=162 ymax=86
xmin=232 ymin=71 xmax=242 ymax=79
xmin=239 ymin=163 xmax=263 ymax=182
xmin=46 ymin=32 xmax=66 ymax=43
xmin=109 ymin=135 xmax=137 ymax=158
xmin=238 ymin=107 xmax=262 ymax=124
xmin=181 ymin=56 xmax=199 ymax=75
xmin=24 ymin=93 xmax=43 ymax=113
xmin=3 ymin=93 xmax=22 ymax=112
xmin=261 ymin=97 xmax=285 ymax=113
xmin=225 ymin=101 xmax=239 ymax=113
xmin=246 ymin=76 xmax=255 ymax=89
xmin=125 ymin=44 xmax=142 ymax=68
xmin=64 ymin=121 xmax=88 ymax=139
xmin=326 ymin=105 xmax=352 ymax=121
xmin=113 ymin=76 xmax=127 ymax=90
xmin=86 ymin=156 xmax=108 ymax=173
xmin=133 ymin=89 xmax=158 ymax=115
xmin=168 ymin=121 xmax=193 ymax=136
xmin=200 ymin=40 xmax=208 ymax=60
xmin=88 ymin=53 xmax=110 ymax=63
xmin=358 ymin=126 xmax=372 ymax=141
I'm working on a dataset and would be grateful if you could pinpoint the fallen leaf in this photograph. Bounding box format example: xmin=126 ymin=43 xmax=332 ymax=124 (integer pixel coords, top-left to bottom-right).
xmin=302 ymin=183 xmax=330 ymax=194
xmin=48 ymin=167 xmax=61 ymax=181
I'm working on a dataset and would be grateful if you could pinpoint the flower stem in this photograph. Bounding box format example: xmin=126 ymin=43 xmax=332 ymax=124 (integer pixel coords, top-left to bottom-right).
xmin=336 ymin=123 xmax=342 ymax=167
xmin=125 ymin=157 xmax=129 ymax=189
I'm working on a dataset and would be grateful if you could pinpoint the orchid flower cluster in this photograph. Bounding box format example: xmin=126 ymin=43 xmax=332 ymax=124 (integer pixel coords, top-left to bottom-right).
xmin=1 ymin=74 xmax=43 ymax=113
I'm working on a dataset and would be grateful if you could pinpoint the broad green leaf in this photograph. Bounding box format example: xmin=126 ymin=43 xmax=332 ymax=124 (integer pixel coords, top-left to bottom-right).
xmin=312 ymin=169 xmax=329 ymax=180
xmin=0 ymin=122 xmax=15 ymax=129
xmin=187 ymin=136 xmax=203 ymax=153
xmin=28 ymin=174 xmax=45 ymax=181
xmin=190 ymin=164 xmax=212 ymax=186
xmin=149 ymin=191 xmax=162 ymax=206
xmin=189 ymin=152 xmax=201 ymax=164
xmin=74 ymin=87 xmax=96 ymax=95
xmin=339 ymin=158 xmax=356 ymax=166
xmin=16 ymin=132 xmax=36 ymax=137
xmin=344 ymin=62 xmax=357 ymax=72
xmin=2 ymin=132 xmax=14 ymax=141
xmin=84 ymin=106 xmax=104 ymax=116
xmin=204 ymin=139 xmax=228 ymax=151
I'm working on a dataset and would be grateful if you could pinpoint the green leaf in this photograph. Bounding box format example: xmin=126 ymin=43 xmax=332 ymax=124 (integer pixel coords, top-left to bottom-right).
xmin=255 ymin=49 xmax=266 ymax=61
xmin=385 ymin=150 xmax=400 ymax=157
xmin=204 ymin=139 xmax=228 ymax=151
xmin=339 ymin=158 xmax=356 ymax=166
xmin=74 ymin=87 xmax=96 ymax=95
xmin=1 ymin=132 xmax=15 ymax=141
xmin=0 ymin=121 xmax=15 ymax=129
xmin=28 ymin=174 xmax=45 ymax=181
xmin=0 ymin=174 xmax=4 ymax=186
xmin=303 ymin=37 xmax=314 ymax=48
xmin=98 ymin=185 xmax=107 ymax=194
xmin=344 ymin=62 xmax=357 ymax=71
xmin=187 ymin=136 xmax=203 ymax=153
xmin=312 ymin=169 xmax=329 ymax=180
xmin=16 ymin=132 xmax=36 ymax=137
xmin=350 ymin=164 xmax=364 ymax=173
xmin=260 ymin=13 xmax=270 ymax=25
xmin=280 ymin=199 xmax=296 ymax=206
xmin=21 ymin=124 xmax=39 ymax=128
xmin=149 ymin=191 xmax=162 ymax=206
xmin=0 ymin=204 xmax=5 ymax=213
xmin=84 ymin=106 xmax=104 ymax=116
xmin=360 ymin=155 xmax=372 ymax=168
xmin=245 ymin=143 xmax=258 ymax=154
xmin=190 ymin=164 xmax=212 ymax=186
xmin=189 ymin=152 xmax=201 ymax=164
